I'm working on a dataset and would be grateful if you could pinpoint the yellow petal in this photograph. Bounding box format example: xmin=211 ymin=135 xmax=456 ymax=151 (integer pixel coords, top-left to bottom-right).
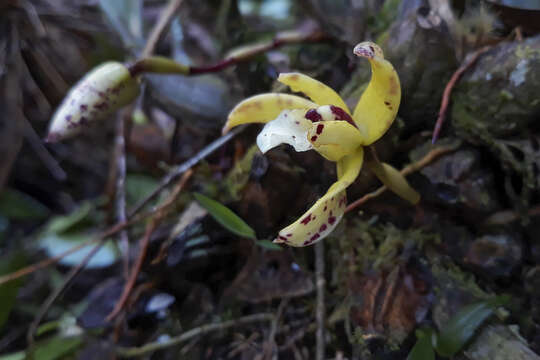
xmin=275 ymin=147 xmax=364 ymax=247
xmin=367 ymin=160 xmax=420 ymax=204
xmin=352 ymin=42 xmax=401 ymax=145
xmin=307 ymin=121 xmax=365 ymax=161
xmin=278 ymin=73 xmax=350 ymax=113
xmin=223 ymin=93 xmax=317 ymax=134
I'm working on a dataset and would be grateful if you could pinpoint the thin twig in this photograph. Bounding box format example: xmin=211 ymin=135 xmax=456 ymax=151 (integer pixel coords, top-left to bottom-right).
xmin=116 ymin=313 xmax=274 ymax=358
xmin=26 ymin=241 xmax=106 ymax=351
xmin=130 ymin=24 xmax=327 ymax=77
xmin=263 ymin=298 xmax=289 ymax=359
xmin=128 ymin=126 xmax=244 ymax=218
xmin=315 ymin=241 xmax=325 ymax=360
xmin=22 ymin=114 xmax=66 ymax=181
xmin=106 ymin=170 xmax=193 ymax=321
xmin=346 ymin=144 xmax=459 ymax=213
xmin=0 ymin=128 xmax=242 ymax=286
xmin=0 ymin=219 xmax=134 ymax=286
xmin=141 ymin=0 xmax=184 ymax=58
xmin=113 ymin=112 xmax=130 ymax=279
xmin=432 ymin=45 xmax=492 ymax=143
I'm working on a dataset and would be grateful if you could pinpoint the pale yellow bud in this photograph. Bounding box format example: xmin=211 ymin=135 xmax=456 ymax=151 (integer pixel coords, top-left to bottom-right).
xmin=46 ymin=62 xmax=140 ymax=142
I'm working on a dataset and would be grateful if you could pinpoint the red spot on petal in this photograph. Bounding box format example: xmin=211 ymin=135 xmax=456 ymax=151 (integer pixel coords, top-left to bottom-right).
xmin=305 ymin=109 xmax=322 ymax=122
xmin=316 ymin=124 xmax=324 ymax=134
xmin=330 ymin=105 xmax=357 ymax=128
xmin=80 ymin=104 xmax=88 ymax=112
xmin=310 ymin=233 xmax=320 ymax=242
xmin=300 ymin=214 xmax=312 ymax=225
xmin=323 ymin=206 xmax=327 ymax=211
xmin=319 ymin=224 xmax=327 ymax=232
xmin=311 ymin=135 xmax=318 ymax=142
xmin=328 ymin=216 xmax=336 ymax=225
xmin=286 ymin=233 xmax=292 ymax=237
xmin=295 ymin=121 xmax=300 ymax=124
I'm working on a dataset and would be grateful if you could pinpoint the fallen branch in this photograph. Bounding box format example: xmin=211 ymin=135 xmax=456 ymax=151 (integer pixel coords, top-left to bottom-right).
xmin=116 ymin=313 xmax=274 ymax=358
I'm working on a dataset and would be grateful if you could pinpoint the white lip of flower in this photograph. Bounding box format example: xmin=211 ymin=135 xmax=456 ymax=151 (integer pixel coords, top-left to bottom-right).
xmin=256 ymin=109 xmax=314 ymax=154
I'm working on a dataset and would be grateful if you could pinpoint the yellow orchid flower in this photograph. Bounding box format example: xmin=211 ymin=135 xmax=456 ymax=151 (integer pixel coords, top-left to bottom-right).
xmin=222 ymin=42 xmax=420 ymax=247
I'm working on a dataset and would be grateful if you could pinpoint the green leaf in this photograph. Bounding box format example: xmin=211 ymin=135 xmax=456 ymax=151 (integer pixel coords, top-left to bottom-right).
xmin=0 ymin=253 xmax=25 ymax=330
xmin=193 ymin=193 xmax=256 ymax=239
xmin=435 ymin=296 xmax=509 ymax=357
xmin=39 ymin=233 xmax=117 ymax=269
xmin=255 ymin=240 xmax=283 ymax=251
xmin=125 ymin=174 xmax=159 ymax=207
xmin=0 ymin=188 xmax=49 ymax=220
xmin=0 ymin=351 xmax=25 ymax=360
xmin=33 ymin=336 xmax=82 ymax=360
xmin=46 ymin=202 xmax=93 ymax=234
xmin=0 ymin=336 xmax=82 ymax=360
xmin=407 ymin=334 xmax=435 ymax=360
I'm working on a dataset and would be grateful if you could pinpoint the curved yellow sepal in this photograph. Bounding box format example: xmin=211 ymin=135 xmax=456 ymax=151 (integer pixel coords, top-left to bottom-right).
xmin=367 ymin=161 xmax=420 ymax=204
xmin=307 ymin=121 xmax=365 ymax=162
xmin=222 ymin=93 xmax=316 ymax=134
xmin=352 ymin=42 xmax=401 ymax=145
xmin=275 ymin=147 xmax=364 ymax=247
xmin=278 ymin=73 xmax=350 ymax=113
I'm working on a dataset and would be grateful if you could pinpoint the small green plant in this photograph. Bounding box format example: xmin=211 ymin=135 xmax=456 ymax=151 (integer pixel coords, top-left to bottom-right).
xmin=407 ymin=296 xmax=509 ymax=360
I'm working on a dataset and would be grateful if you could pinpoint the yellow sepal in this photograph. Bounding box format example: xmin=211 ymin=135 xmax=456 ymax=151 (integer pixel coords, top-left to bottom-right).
xmin=223 ymin=93 xmax=316 ymax=134
xmin=275 ymin=147 xmax=364 ymax=247
xmin=278 ymin=73 xmax=350 ymax=113
xmin=367 ymin=160 xmax=420 ymax=204
xmin=307 ymin=121 xmax=365 ymax=162
xmin=352 ymin=42 xmax=401 ymax=145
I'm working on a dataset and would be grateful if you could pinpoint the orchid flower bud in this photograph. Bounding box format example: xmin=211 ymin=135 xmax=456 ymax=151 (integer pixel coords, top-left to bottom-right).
xmin=46 ymin=62 xmax=140 ymax=142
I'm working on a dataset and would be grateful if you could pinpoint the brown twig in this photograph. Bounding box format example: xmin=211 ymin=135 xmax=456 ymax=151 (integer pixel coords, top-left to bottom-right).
xmin=130 ymin=25 xmax=327 ymax=77
xmin=0 ymin=219 xmax=134 ymax=286
xmin=26 ymin=241 xmax=106 ymax=350
xmin=346 ymin=144 xmax=459 ymax=213
xmin=432 ymin=45 xmax=492 ymax=143
xmin=115 ymin=313 xmax=274 ymax=358
xmin=141 ymin=0 xmax=185 ymax=58
xmin=106 ymin=169 xmax=193 ymax=322
xmin=263 ymin=298 xmax=289 ymax=359
xmin=315 ymin=241 xmax=326 ymax=360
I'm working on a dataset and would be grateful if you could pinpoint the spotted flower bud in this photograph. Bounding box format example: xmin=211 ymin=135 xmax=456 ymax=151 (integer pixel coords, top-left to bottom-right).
xmin=46 ymin=62 xmax=140 ymax=142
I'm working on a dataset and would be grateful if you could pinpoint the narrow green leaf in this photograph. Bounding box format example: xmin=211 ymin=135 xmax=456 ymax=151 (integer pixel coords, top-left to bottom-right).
xmin=0 ymin=253 xmax=26 ymax=330
xmin=193 ymin=193 xmax=256 ymax=239
xmin=435 ymin=296 xmax=509 ymax=357
xmin=407 ymin=335 xmax=435 ymax=360
xmin=0 ymin=188 xmax=49 ymax=220
xmin=256 ymin=240 xmax=283 ymax=251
